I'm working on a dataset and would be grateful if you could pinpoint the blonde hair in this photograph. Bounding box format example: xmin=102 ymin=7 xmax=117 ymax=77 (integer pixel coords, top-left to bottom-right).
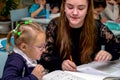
xmin=6 ymin=21 xmax=45 ymax=53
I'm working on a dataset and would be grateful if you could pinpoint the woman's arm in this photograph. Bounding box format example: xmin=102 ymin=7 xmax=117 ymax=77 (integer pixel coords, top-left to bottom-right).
xmin=99 ymin=22 xmax=120 ymax=60
xmin=40 ymin=18 xmax=63 ymax=72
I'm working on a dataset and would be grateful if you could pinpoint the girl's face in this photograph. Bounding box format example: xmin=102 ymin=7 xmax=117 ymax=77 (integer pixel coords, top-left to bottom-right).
xmin=64 ymin=0 xmax=88 ymax=28
xmin=94 ymin=7 xmax=105 ymax=19
xmin=25 ymin=33 xmax=46 ymax=60
xmin=35 ymin=0 xmax=46 ymax=5
xmin=51 ymin=7 xmax=59 ymax=14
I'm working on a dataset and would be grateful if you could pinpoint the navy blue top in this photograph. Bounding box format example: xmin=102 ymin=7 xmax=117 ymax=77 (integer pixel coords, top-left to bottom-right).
xmin=2 ymin=52 xmax=38 ymax=80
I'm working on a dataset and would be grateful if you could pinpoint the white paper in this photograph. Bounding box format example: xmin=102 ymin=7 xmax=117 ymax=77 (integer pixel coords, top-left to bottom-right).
xmin=42 ymin=70 xmax=86 ymax=80
xmin=65 ymin=71 xmax=107 ymax=80
xmin=42 ymin=60 xmax=120 ymax=80
xmin=77 ymin=67 xmax=109 ymax=76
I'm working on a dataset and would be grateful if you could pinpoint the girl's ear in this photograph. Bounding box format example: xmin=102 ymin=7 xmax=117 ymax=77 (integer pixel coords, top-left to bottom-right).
xmin=20 ymin=43 xmax=27 ymax=51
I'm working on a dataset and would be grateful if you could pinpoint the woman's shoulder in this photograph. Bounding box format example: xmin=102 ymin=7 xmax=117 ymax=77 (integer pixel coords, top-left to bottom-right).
xmin=95 ymin=20 xmax=103 ymax=29
xmin=49 ymin=17 xmax=59 ymax=25
xmin=46 ymin=17 xmax=59 ymax=34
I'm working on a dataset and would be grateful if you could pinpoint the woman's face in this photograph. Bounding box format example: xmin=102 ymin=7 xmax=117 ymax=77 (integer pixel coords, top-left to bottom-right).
xmin=64 ymin=0 xmax=88 ymax=28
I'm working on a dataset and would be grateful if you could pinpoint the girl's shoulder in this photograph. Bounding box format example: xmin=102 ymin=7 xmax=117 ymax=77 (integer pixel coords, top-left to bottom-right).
xmin=7 ymin=52 xmax=26 ymax=66
xmin=30 ymin=3 xmax=39 ymax=8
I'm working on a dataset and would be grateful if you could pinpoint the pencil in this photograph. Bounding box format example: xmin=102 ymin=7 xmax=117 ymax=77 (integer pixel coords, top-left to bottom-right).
xmin=70 ymin=55 xmax=73 ymax=61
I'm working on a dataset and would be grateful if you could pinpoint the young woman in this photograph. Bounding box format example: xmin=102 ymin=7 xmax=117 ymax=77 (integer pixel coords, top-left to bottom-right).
xmin=2 ymin=21 xmax=46 ymax=80
xmin=41 ymin=0 xmax=120 ymax=72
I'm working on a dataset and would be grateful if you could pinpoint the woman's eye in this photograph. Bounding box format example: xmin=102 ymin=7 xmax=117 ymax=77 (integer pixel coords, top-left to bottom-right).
xmin=67 ymin=5 xmax=73 ymax=9
xmin=78 ymin=6 xmax=85 ymax=10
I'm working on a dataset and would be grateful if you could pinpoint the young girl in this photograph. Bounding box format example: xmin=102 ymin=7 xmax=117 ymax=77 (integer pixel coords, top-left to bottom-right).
xmin=28 ymin=0 xmax=46 ymax=18
xmin=2 ymin=20 xmax=46 ymax=80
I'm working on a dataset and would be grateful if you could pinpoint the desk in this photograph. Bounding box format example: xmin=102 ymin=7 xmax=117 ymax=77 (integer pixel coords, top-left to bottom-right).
xmin=21 ymin=13 xmax=60 ymax=31
xmin=21 ymin=17 xmax=50 ymax=25
xmin=21 ymin=13 xmax=60 ymax=25
xmin=42 ymin=60 xmax=120 ymax=80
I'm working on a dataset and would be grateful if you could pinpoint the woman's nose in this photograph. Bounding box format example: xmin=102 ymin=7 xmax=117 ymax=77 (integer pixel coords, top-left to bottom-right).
xmin=72 ymin=8 xmax=78 ymax=15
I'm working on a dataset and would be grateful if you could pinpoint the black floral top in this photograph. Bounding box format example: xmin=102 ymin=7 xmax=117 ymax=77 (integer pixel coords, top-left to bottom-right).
xmin=40 ymin=18 xmax=120 ymax=72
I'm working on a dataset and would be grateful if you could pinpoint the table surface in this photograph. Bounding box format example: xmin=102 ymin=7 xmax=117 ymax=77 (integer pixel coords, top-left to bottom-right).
xmin=21 ymin=17 xmax=120 ymax=36
xmin=42 ymin=60 xmax=120 ymax=80
xmin=21 ymin=13 xmax=60 ymax=25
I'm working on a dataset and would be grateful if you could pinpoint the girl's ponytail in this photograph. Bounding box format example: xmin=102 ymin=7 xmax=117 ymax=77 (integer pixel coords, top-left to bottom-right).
xmin=6 ymin=30 xmax=14 ymax=53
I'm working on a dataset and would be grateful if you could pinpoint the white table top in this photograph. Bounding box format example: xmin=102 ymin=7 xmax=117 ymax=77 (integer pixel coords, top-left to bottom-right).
xmin=111 ymin=30 xmax=120 ymax=36
xmin=21 ymin=17 xmax=50 ymax=24
xmin=22 ymin=16 xmax=120 ymax=36
xmin=21 ymin=13 xmax=60 ymax=25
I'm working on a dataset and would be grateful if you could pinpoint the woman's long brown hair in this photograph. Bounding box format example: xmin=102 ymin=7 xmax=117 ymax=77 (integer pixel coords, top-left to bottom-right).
xmin=57 ymin=0 xmax=96 ymax=64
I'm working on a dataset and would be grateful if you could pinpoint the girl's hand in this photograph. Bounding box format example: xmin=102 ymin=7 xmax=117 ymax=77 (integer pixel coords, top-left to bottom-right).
xmin=38 ymin=3 xmax=44 ymax=10
xmin=115 ymin=17 xmax=120 ymax=23
xmin=62 ymin=60 xmax=77 ymax=71
xmin=32 ymin=64 xmax=45 ymax=80
xmin=101 ymin=17 xmax=107 ymax=23
xmin=38 ymin=0 xmax=46 ymax=6
xmin=95 ymin=50 xmax=112 ymax=62
xmin=41 ymin=0 xmax=46 ymax=6
xmin=107 ymin=0 xmax=117 ymax=5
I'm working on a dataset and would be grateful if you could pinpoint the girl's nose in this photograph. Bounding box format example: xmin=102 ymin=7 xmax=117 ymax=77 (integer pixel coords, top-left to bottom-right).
xmin=42 ymin=48 xmax=46 ymax=52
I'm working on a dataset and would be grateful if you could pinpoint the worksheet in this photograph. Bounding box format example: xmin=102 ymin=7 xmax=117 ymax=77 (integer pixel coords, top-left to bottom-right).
xmin=42 ymin=60 xmax=120 ymax=80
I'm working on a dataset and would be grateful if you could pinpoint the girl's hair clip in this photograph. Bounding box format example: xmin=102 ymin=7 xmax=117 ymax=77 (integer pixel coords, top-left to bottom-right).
xmin=14 ymin=23 xmax=20 ymax=30
xmin=24 ymin=20 xmax=32 ymax=24
xmin=13 ymin=29 xmax=21 ymax=36
xmin=13 ymin=20 xmax=32 ymax=36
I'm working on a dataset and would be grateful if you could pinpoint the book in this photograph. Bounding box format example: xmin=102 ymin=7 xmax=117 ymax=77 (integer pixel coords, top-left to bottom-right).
xmin=105 ymin=21 xmax=120 ymax=30
xmin=42 ymin=60 xmax=120 ymax=80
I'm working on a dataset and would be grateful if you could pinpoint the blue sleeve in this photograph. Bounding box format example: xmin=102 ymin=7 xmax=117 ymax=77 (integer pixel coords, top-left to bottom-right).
xmin=2 ymin=54 xmax=38 ymax=80
xmin=28 ymin=4 xmax=39 ymax=17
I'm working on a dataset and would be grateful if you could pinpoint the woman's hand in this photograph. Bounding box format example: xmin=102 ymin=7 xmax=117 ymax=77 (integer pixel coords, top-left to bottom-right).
xmin=62 ymin=59 xmax=77 ymax=71
xmin=95 ymin=50 xmax=112 ymax=62
xmin=32 ymin=64 xmax=45 ymax=80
